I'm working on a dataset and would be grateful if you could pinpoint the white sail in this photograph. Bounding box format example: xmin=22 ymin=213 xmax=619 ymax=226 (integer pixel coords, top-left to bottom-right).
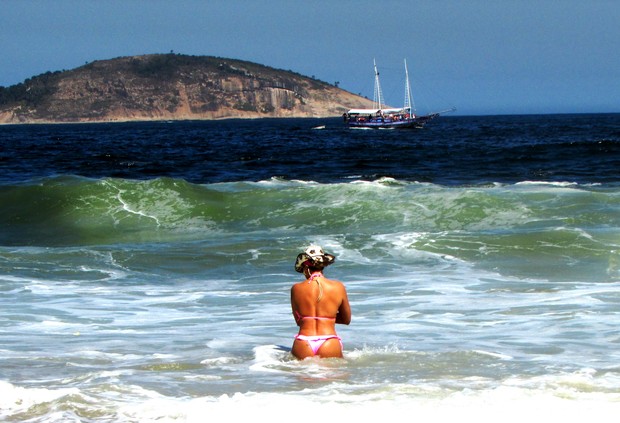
xmin=403 ymin=59 xmax=416 ymax=116
xmin=372 ymin=59 xmax=384 ymax=110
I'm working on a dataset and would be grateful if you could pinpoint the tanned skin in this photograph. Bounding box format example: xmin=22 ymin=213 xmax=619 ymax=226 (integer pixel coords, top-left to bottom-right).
xmin=290 ymin=266 xmax=351 ymax=359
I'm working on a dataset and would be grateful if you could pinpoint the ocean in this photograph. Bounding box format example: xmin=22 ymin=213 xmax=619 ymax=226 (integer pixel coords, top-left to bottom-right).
xmin=1 ymin=114 xmax=620 ymax=421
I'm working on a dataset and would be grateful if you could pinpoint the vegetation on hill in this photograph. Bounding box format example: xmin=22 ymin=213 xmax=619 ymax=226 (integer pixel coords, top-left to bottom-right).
xmin=0 ymin=54 xmax=373 ymax=123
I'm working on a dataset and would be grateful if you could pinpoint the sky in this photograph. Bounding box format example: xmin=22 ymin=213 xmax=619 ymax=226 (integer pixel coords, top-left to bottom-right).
xmin=1 ymin=0 xmax=618 ymax=116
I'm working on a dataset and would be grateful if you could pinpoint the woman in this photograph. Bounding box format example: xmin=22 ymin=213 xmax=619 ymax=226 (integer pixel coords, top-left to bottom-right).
xmin=290 ymin=245 xmax=351 ymax=359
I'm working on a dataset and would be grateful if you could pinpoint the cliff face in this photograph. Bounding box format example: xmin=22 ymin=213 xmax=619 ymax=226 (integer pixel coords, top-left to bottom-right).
xmin=0 ymin=54 xmax=374 ymax=124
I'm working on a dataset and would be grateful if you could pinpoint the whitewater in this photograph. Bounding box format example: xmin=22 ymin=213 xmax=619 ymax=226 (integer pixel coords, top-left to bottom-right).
xmin=1 ymin=115 xmax=620 ymax=421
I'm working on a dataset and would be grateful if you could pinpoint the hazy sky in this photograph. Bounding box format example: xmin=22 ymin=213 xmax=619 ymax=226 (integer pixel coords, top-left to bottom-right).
xmin=1 ymin=0 xmax=618 ymax=115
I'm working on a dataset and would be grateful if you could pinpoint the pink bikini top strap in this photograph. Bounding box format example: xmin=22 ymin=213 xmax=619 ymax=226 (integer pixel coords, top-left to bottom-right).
xmin=301 ymin=315 xmax=336 ymax=321
xmin=308 ymin=272 xmax=323 ymax=282
xmin=294 ymin=310 xmax=335 ymax=323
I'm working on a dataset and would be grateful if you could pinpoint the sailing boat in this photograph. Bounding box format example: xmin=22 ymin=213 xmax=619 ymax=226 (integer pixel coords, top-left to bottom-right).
xmin=344 ymin=59 xmax=443 ymax=129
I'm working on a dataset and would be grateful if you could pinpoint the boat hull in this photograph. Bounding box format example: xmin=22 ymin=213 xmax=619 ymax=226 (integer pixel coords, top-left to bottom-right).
xmin=346 ymin=113 xmax=438 ymax=129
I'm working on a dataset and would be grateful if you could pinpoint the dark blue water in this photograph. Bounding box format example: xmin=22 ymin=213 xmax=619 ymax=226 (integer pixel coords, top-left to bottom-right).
xmin=1 ymin=114 xmax=619 ymax=186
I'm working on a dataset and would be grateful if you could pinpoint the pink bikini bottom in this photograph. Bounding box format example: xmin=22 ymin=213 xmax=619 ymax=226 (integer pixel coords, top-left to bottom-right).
xmin=294 ymin=334 xmax=342 ymax=355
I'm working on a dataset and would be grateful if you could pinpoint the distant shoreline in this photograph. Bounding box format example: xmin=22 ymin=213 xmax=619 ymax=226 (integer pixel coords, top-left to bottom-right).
xmin=3 ymin=111 xmax=620 ymax=126
xmin=0 ymin=114 xmax=343 ymax=126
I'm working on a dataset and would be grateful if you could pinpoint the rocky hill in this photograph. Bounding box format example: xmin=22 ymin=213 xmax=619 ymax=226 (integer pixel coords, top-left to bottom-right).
xmin=0 ymin=54 xmax=374 ymax=124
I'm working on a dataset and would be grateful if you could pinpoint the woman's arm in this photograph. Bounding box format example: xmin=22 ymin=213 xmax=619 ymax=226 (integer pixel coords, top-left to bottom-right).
xmin=291 ymin=285 xmax=302 ymax=326
xmin=335 ymin=285 xmax=351 ymax=325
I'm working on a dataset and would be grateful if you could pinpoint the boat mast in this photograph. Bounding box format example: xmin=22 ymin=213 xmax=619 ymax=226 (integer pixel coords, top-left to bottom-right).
xmin=403 ymin=59 xmax=416 ymax=115
xmin=373 ymin=59 xmax=384 ymax=110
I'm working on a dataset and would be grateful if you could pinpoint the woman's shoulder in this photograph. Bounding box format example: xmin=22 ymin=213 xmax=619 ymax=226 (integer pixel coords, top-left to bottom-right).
xmin=291 ymin=280 xmax=308 ymax=291
xmin=324 ymin=277 xmax=346 ymax=290
xmin=324 ymin=275 xmax=343 ymax=283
